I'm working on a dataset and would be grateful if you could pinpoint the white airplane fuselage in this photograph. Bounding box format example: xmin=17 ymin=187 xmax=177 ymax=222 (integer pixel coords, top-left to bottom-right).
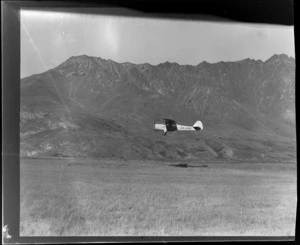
xmin=154 ymin=124 xmax=199 ymax=131
xmin=154 ymin=120 xmax=203 ymax=135
xmin=176 ymin=125 xmax=198 ymax=131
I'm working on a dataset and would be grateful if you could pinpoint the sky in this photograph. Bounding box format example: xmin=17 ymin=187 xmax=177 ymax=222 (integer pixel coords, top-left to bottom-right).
xmin=21 ymin=9 xmax=295 ymax=78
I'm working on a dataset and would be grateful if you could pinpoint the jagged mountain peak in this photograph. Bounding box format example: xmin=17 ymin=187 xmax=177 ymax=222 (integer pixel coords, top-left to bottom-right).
xmin=197 ymin=61 xmax=211 ymax=66
xmin=158 ymin=61 xmax=180 ymax=67
xmin=137 ymin=62 xmax=154 ymax=68
xmin=240 ymin=58 xmax=259 ymax=63
xmin=265 ymin=53 xmax=294 ymax=63
xmin=58 ymin=54 xmax=95 ymax=67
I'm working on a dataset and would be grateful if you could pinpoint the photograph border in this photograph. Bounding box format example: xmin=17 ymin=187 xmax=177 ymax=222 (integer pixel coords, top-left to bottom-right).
xmin=2 ymin=0 xmax=296 ymax=243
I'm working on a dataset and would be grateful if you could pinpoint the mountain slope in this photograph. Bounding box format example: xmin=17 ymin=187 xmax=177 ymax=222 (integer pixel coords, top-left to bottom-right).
xmin=20 ymin=54 xmax=296 ymax=162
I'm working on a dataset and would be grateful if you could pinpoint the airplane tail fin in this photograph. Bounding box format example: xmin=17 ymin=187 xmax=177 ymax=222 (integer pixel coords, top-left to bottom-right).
xmin=193 ymin=121 xmax=203 ymax=130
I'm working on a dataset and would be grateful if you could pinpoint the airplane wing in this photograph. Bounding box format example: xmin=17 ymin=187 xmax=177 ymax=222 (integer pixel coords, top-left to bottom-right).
xmin=163 ymin=118 xmax=176 ymax=123
xmin=163 ymin=118 xmax=177 ymax=132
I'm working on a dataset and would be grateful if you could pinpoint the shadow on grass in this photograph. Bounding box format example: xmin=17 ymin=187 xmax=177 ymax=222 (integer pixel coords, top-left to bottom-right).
xmin=169 ymin=163 xmax=208 ymax=168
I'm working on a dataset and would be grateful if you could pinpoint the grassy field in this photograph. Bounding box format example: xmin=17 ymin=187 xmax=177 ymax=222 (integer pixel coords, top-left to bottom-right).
xmin=20 ymin=158 xmax=297 ymax=236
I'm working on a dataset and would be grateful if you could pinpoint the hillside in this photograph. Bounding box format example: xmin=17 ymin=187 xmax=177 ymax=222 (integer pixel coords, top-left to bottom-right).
xmin=20 ymin=54 xmax=296 ymax=162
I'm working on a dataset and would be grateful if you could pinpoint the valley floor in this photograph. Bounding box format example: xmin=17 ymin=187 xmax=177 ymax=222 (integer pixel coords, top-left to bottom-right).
xmin=20 ymin=158 xmax=296 ymax=236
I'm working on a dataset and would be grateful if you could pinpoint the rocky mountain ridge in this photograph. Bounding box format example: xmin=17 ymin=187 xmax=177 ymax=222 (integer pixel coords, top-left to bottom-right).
xmin=20 ymin=54 xmax=296 ymax=162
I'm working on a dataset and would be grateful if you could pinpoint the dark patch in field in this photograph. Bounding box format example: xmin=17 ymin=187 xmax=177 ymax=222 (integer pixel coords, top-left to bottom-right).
xmin=169 ymin=163 xmax=208 ymax=168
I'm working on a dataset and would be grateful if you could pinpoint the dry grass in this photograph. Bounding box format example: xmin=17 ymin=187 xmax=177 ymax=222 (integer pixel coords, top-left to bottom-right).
xmin=20 ymin=158 xmax=297 ymax=236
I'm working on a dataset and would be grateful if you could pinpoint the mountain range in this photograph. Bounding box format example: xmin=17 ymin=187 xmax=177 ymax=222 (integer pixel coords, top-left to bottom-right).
xmin=20 ymin=54 xmax=296 ymax=162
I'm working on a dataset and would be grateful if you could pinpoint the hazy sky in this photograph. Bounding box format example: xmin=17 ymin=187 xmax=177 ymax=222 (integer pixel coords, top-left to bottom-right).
xmin=21 ymin=9 xmax=295 ymax=78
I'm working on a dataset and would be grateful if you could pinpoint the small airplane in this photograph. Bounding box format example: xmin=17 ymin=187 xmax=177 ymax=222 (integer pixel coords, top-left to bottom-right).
xmin=154 ymin=118 xmax=203 ymax=135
